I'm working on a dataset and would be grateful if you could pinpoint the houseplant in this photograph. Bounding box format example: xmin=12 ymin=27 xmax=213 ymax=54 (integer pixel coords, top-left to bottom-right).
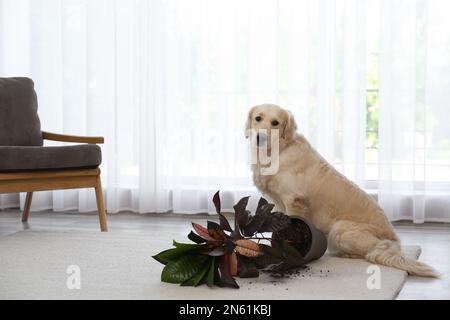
xmin=153 ymin=191 xmax=327 ymax=288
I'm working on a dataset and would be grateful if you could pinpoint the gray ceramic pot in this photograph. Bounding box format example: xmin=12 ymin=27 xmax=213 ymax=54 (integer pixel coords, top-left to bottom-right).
xmin=272 ymin=215 xmax=328 ymax=263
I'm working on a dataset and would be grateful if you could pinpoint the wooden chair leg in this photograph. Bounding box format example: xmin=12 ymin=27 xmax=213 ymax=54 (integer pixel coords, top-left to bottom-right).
xmin=95 ymin=176 xmax=108 ymax=232
xmin=22 ymin=192 xmax=34 ymax=222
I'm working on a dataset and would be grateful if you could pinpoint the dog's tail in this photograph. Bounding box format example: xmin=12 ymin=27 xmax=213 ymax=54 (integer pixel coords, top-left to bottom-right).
xmin=365 ymin=240 xmax=440 ymax=278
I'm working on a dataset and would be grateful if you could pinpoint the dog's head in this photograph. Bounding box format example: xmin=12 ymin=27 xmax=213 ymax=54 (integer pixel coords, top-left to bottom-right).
xmin=245 ymin=104 xmax=297 ymax=148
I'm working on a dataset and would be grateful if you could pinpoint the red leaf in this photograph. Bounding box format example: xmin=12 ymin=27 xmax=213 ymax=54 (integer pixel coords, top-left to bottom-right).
xmin=207 ymin=221 xmax=226 ymax=240
xmin=218 ymin=254 xmax=239 ymax=289
xmin=192 ymin=223 xmax=216 ymax=242
xmin=255 ymin=197 xmax=269 ymax=215
xmin=230 ymin=253 xmax=238 ymax=276
xmin=235 ymin=239 xmax=260 ymax=258
xmin=219 ymin=213 xmax=233 ymax=232
xmin=233 ymin=196 xmax=250 ymax=239
xmin=213 ymin=191 xmax=221 ymax=214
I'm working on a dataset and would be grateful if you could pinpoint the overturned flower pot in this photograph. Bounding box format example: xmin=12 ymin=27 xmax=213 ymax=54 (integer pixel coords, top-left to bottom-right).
xmin=272 ymin=216 xmax=327 ymax=264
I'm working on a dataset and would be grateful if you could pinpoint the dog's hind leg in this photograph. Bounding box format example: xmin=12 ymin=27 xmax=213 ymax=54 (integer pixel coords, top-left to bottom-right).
xmin=329 ymin=220 xmax=439 ymax=277
xmin=327 ymin=220 xmax=381 ymax=259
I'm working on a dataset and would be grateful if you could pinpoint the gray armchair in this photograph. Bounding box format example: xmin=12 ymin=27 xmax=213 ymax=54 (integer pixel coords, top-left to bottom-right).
xmin=0 ymin=77 xmax=108 ymax=231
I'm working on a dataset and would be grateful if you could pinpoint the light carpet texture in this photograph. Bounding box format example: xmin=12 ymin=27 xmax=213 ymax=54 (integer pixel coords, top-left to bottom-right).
xmin=0 ymin=231 xmax=421 ymax=300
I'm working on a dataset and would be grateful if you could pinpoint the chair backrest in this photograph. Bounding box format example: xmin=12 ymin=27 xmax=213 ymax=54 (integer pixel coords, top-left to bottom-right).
xmin=0 ymin=77 xmax=43 ymax=146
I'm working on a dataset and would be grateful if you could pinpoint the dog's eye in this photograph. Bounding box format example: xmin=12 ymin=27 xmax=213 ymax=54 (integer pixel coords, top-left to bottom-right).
xmin=271 ymin=120 xmax=279 ymax=126
xmin=255 ymin=116 xmax=262 ymax=122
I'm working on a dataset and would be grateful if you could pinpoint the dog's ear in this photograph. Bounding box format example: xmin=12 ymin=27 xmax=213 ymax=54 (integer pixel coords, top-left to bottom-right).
xmin=245 ymin=106 xmax=257 ymax=138
xmin=281 ymin=110 xmax=297 ymax=139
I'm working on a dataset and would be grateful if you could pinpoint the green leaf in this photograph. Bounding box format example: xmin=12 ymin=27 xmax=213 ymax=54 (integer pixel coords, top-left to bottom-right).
xmin=172 ymin=241 xmax=202 ymax=249
xmin=161 ymin=254 xmax=209 ymax=284
xmin=153 ymin=242 xmax=206 ymax=265
xmin=207 ymin=257 xmax=216 ymax=288
xmin=181 ymin=258 xmax=211 ymax=287
xmin=153 ymin=248 xmax=190 ymax=265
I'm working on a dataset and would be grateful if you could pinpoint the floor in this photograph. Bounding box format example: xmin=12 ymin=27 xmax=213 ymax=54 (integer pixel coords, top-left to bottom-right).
xmin=0 ymin=210 xmax=449 ymax=300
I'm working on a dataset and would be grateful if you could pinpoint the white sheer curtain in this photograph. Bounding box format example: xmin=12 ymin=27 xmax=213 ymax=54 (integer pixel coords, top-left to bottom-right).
xmin=379 ymin=0 xmax=450 ymax=222
xmin=0 ymin=0 xmax=367 ymax=214
xmin=0 ymin=0 xmax=174 ymax=213
xmin=0 ymin=0 xmax=449 ymax=222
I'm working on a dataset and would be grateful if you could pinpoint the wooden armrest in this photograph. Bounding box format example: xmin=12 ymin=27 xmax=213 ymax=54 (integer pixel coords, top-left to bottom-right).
xmin=42 ymin=131 xmax=104 ymax=144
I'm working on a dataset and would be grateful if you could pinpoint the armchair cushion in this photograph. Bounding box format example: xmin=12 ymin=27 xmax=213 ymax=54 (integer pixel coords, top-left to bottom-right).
xmin=0 ymin=77 xmax=43 ymax=146
xmin=0 ymin=145 xmax=102 ymax=172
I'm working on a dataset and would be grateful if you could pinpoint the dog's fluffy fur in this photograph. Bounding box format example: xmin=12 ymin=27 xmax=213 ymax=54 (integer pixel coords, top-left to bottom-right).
xmin=246 ymin=104 xmax=438 ymax=277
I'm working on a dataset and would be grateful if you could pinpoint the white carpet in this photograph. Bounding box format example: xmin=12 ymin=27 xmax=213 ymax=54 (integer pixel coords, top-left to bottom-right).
xmin=0 ymin=230 xmax=421 ymax=300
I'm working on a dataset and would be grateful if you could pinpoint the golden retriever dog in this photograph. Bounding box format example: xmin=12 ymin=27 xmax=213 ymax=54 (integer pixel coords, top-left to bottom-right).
xmin=246 ymin=103 xmax=438 ymax=277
